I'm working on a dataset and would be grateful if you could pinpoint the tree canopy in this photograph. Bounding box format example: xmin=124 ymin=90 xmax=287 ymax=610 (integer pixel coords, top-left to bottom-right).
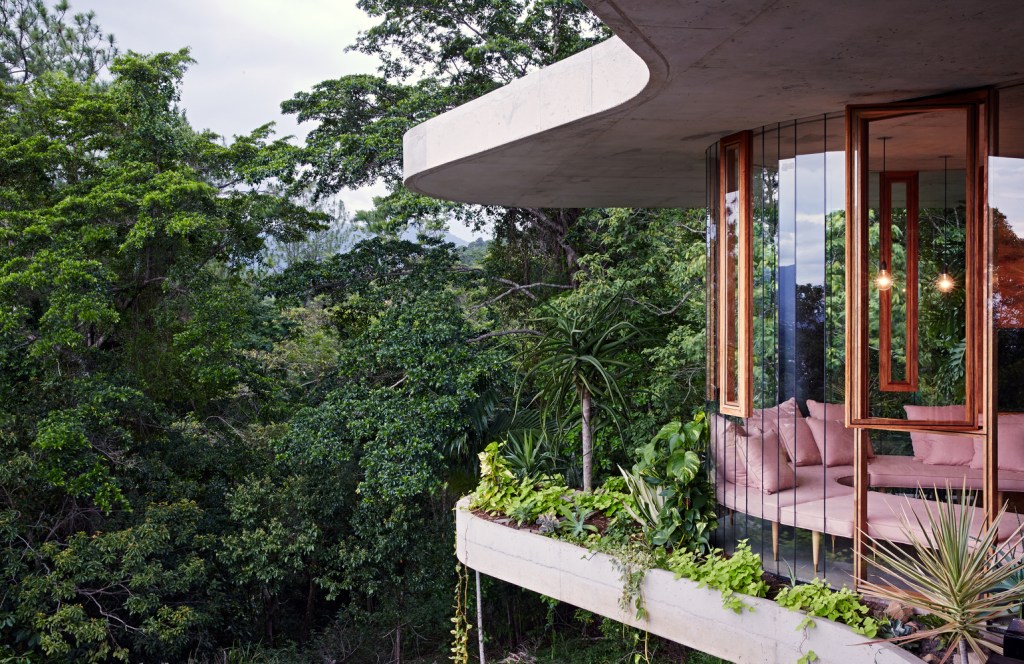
xmin=0 ymin=2 xmax=712 ymax=662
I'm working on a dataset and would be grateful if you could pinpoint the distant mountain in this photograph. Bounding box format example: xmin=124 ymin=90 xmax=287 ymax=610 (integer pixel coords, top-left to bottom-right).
xmin=399 ymin=227 xmax=468 ymax=247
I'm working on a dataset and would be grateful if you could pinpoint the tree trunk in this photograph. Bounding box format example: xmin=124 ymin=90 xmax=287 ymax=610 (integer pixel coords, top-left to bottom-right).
xmin=581 ymin=388 xmax=593 ymax=492
xmin=394 ymin=620 xmax=402 ymax=664
xmin=958 ymin=637 xmax=968 ymax=664
xmin=301 ymin=574 xmax=315 ymax=642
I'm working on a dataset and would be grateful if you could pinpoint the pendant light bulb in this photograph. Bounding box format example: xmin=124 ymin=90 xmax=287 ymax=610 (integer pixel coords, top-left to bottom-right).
xmin=936 ymin=272 xmax=955 ymax=293
xmin=875 ymin=266 xmax=893 ymax=291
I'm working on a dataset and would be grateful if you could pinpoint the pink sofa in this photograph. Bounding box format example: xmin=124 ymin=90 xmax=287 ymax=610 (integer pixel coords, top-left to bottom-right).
xmin=716 ymin=466 xmax=1024 ymax=571
xmin=868 ymin=453 xmax=1024 ymax=492
xmin=712 ymin=409 xmax=1024 ymax=572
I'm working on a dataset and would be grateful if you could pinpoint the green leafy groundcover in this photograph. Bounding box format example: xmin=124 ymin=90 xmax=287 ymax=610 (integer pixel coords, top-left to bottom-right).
xmin=468 ymin=423 xmax=880 ymax=640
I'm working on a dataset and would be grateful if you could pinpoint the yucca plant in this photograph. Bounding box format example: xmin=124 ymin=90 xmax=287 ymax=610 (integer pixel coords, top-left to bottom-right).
xmin=860 ymin=485 xmax=1024 ymax=664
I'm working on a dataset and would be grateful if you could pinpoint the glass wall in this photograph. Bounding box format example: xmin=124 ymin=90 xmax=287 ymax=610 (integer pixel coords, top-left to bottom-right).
xmin=708 ymin=83 xmax=1024 ymax=586
xmin=709 ymin=113 xmax=853 ymax=585
xmin=994 ymin=84 xmax=1024 ymax=407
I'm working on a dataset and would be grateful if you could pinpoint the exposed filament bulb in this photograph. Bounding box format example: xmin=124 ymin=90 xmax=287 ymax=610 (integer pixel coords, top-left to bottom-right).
xmin=875 ymin=265 xmax=893 ymax=291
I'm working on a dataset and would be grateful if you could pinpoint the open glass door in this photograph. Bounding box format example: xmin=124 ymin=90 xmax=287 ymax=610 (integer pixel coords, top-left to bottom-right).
xmin=847 ymin=92 xmax=990 ymax=431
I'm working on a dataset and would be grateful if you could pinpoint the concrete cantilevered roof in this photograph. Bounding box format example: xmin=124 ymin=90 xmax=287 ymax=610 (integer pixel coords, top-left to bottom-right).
xmin=403 ymin=0 xmax=1024 ymax=209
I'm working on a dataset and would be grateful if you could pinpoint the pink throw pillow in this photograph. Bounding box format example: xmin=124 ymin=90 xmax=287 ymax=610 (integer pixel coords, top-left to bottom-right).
xmin=921 ymin=433 xmax=975 ymax=466
xmin=738 ymin=430 xmax=796 ymax=494
xmin=970 ymin=414 xmax=1024 ymax=471
xmin=806 ymin=399 xmax=844 ymax=421
xmin=746 ymin=404 xmax=780 ymax=436
xmin=805 ymin=417 xmax=858 ymax=467
xmin=776 ymin=399 xmax=822 ymax=466
xmin=746 ymin=398 xmax=820 ymax=465
xmin=712 ymin=414 xmax=748 ymax=486
xmin=904 ymin=405 xmax=967 ymax=461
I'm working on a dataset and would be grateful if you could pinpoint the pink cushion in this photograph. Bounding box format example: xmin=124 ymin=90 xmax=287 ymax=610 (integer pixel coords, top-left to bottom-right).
xmin=904 ymin=405 xmax=967 ymax=461
xmin=806 ymin=418 xmax=856 ymax=467
xmin=923 ymin=436 xmax=975 ymax=466
xmin=971 ymin=414 xmax=1024 ymax=471
xmin=716 ymin=465 xmax=855 ymax=515
xmin=869 ymin=454 xmax=972 ymax=489
xmin=779 ymin=399 xmax=822 ymax=466
xmin=712 ymin=414 xmax=748 ymax=486
xmin=806 ymin=399 xmax=844 ymax=421
xmin=747 ymin=398 xmax=821 ymax=466
xmin=746 ymin=404 xmax=780 ymax=434
xmin=738 ymin=430 xmax=796 ymax=494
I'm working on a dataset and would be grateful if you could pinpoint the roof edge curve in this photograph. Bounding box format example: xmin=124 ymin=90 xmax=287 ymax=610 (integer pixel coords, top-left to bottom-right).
xmin=402 ymin=28 xmax=667 ymax=204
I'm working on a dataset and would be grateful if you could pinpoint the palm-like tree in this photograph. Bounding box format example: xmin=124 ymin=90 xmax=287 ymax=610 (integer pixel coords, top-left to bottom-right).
xmin=518 ymin=298 xmax=639 ymax=491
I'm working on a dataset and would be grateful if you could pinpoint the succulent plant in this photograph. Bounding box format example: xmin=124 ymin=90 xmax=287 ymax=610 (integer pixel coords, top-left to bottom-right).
xmin=535 ymin=512 xmax=560 ymax=535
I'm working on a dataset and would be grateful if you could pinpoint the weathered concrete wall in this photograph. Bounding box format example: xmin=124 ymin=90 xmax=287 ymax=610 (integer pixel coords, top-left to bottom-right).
xmin=456 ymin=500 xmax=922 ymax=664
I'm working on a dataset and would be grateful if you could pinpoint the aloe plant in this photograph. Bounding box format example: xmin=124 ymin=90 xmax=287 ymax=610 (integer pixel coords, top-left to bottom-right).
xmin=860 ymin=486 xmax=1024 ymax=664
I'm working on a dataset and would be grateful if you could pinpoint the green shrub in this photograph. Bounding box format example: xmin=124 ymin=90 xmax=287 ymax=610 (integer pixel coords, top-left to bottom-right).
xmin=470 ymin=442 xmax=629 ymax=529
xmin=620 ymin=414 xmax=717 ymax=551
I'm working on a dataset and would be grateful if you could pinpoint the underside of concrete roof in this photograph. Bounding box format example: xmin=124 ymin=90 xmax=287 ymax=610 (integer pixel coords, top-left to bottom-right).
xmin=402 ymin=0 xmax=1024 ymax=209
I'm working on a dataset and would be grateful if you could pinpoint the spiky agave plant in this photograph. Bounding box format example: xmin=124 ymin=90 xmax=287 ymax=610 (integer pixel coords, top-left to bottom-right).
xmin=860 ymin=485 xmax=1024 ymax=664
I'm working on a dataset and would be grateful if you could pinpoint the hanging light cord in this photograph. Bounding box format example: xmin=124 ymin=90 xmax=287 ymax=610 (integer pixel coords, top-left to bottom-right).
xmin=943 ymin=155 xmax=948 ymax=273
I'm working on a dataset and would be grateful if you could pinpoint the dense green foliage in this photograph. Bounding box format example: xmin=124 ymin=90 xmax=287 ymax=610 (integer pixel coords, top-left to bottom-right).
xmin=621 ymin=417 xmax=717 ymax=551
xmin=667 ymin=542 xmax=769 ymax=614
xmin=775 ymin=579 xmax=880 ymax=638
xmin=0 ymin=1 xmax=714 ymax=661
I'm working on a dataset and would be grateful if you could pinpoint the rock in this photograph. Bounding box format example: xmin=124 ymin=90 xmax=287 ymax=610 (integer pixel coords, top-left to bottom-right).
xmin=884 ymin=600 xmax=913 ymax=622
xmin=921 ymin=655 xmax=938 ymax=663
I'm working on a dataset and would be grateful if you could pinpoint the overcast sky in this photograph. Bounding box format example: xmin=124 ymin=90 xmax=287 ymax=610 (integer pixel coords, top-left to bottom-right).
xmin=78 ymin=0 xmax=477 ymax=241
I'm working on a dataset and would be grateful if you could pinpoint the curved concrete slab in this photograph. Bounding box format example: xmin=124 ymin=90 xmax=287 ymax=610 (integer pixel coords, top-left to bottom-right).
xmin=456 ymin=500 xmax=922 ymax=664
xmin=404 ymin=0 xmax=1024 ymax=208
xmin=403 ymin=36 xmax=658 ymax=207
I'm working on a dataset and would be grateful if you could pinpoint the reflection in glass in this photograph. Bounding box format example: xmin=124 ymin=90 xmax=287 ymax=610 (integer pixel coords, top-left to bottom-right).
xmin=723 ymin=144 xmax=740 ymax=405
xmin=861 ymin=110 xmax=970 ymax=423
xmin=993 ymin=156 xmax=1024 ymax=411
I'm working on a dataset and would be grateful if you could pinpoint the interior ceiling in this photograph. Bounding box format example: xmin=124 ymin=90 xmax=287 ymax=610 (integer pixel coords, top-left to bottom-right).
xmin=404 ymin=0 xmax=1024 ymax=208
xmin=867 ymin=111 xmax=969 ymax=172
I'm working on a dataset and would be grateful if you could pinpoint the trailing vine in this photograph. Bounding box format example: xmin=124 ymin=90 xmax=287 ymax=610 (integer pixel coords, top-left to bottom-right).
xmin=450 ymin=562 xmax=471 ymax=664
xmin=591 ymin=535 xmax=666 ymax=620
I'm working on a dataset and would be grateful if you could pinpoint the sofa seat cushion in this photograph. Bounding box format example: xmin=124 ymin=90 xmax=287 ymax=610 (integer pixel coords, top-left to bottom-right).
xmin=866 ymin=454 xmax=1024 ymax=492
xmin=791 ymin=492 xmax=1024 ymax=547
xmin=867 ymin=454 xmax=977 ymax=489
xmin=716 ymin=464 xmax=855 ymax=519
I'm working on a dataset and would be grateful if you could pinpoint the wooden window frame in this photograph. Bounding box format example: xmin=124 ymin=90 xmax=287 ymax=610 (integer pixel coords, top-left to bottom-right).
xmin=846 ymin=90 xmax=991 ymax=432
xmin=717 ymin=130 xmax=753 ymax=418
xmin=878 ymin=171 xmax=920 ymax=392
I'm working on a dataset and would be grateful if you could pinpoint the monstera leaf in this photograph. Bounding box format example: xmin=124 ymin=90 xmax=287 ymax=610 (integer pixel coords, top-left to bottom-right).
xmin=666 ymin=449 xmax=700 ymax=484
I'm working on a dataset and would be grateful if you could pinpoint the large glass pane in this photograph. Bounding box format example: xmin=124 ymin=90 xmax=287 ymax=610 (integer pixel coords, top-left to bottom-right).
xmin=863 ymin=109 xmax=971 ymax=425
xmin=995 ymin=85 xmax=1024 ymax=413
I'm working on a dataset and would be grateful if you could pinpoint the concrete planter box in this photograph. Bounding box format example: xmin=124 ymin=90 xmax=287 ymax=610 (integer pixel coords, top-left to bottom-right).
xmin=456 ymin=499 xmax=922 ymax=664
